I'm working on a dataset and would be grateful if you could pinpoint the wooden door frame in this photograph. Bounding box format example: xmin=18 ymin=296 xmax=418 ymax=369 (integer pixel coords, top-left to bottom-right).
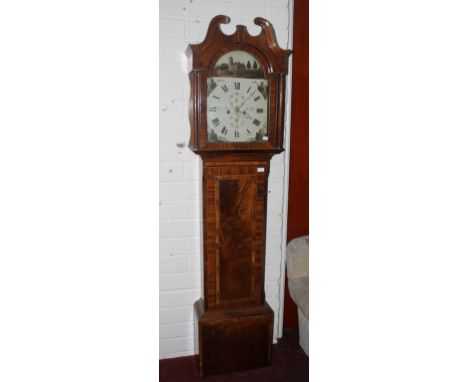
xmin=282 ymin=0 xmax=309 ymax=329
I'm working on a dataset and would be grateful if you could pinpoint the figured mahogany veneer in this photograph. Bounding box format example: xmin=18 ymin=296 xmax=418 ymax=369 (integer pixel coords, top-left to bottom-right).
xmin=218 ymin=176 xmax=255 ymax=301
xmin=201 ymin=154 xmax=270 ymax=311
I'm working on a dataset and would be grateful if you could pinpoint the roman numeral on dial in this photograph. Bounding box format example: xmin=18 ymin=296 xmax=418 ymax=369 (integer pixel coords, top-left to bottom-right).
xmin=253 ymin=119 xmax=261 ymax=126
xmin=221 ymin=85 xmax=228 ymax=92
xmin=234 ymin=82 xmax=240 ymax=90
xmin=209 ymin=107 xmax=217 ymax=112
xmin=221 ymin=126 xmax=228 ymax=135
xmin=257 ymin=108 xmax=263 ymax=113
xmin=212 ymin=118 xmax=220 ymax=127
xmin=234 ymin=131 xmax=239 ymax=138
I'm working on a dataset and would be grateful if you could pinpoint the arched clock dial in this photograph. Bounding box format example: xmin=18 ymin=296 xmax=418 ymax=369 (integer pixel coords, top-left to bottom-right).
xmin=207 ymin=77 xmax=268 ymax=142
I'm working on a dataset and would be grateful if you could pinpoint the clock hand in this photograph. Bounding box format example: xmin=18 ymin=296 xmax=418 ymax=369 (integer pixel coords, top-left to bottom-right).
xmin=236 ymin=91 xmax=256 ymax=112
xmin=242 ymin=110 xmax=254 ymax=120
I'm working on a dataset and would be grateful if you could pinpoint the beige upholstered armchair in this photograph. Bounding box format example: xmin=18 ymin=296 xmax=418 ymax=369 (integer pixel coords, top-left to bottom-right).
xmin=286 ymin=235 xmax=309 ymax=355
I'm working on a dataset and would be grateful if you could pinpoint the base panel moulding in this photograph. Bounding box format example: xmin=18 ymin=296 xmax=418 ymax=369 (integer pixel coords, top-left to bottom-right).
xmin=194 ymin=298 xmax=274 ymax=376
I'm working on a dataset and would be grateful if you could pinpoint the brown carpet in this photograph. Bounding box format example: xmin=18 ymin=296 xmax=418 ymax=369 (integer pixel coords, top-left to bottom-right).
xmin=159 ymin=328 xmax=308 ymax=381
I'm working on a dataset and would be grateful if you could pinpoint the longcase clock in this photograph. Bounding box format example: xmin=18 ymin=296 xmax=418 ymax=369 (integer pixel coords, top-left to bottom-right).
xmin=186 ymin=15 xmax=292 ymax=376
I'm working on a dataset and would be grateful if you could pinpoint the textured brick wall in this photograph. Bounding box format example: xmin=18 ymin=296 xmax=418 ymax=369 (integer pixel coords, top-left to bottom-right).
xmin=159 ymin=0 xmax=293 ymax=359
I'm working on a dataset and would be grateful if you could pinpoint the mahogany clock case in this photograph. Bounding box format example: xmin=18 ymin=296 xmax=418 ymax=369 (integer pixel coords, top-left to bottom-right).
xmin=186 ymin=15 xmax=292 ymax=376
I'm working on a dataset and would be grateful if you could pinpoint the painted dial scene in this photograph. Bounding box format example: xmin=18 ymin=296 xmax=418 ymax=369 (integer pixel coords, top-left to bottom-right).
xmin=206 ymin=50 xmax=268 ymax=143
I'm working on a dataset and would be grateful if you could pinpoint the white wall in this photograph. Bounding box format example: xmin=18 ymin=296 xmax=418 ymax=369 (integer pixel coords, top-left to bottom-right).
xmin=159 ymin=0 xmax=293 ymax=359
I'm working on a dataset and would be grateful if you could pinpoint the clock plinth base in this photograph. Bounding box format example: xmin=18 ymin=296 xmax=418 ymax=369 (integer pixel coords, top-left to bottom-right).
xmin=194 ymin=298 xmax=274 ymax=376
